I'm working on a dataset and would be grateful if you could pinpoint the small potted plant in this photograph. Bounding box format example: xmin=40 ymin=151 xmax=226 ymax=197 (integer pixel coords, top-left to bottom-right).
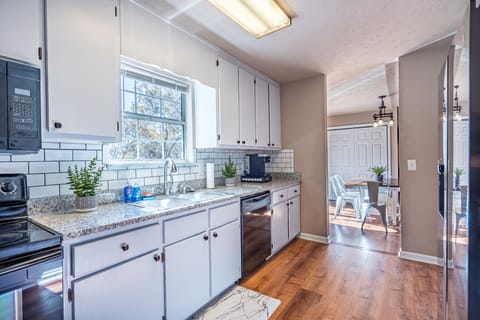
xmin=67 ymin=157 xmax=104 ymax=212
xmin=368 ymin=165 xmax=388 ymax=182
xmin=222 ymin=156 xmax=237 ymax=187
xmin=454 ymin=168 xmax=464 ymax=190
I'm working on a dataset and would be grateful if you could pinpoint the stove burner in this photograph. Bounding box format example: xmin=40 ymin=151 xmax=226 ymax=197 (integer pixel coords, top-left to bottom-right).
xmin=0 ymin=233 xmax=25 ymax=247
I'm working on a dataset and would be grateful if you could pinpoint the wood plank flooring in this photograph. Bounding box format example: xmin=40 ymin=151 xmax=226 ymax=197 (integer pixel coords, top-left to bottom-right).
xmin=241 ymin=239 xmax=442 ymax=320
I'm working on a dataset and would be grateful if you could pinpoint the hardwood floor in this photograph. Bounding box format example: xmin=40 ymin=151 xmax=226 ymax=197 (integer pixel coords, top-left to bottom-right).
xmin=242 ymin=239 xmax=442 ymax=320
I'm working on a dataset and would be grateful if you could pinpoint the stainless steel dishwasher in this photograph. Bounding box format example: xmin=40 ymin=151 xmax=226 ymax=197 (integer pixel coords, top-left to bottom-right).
xmin=241 ymin=191 xmax=271 ymax=277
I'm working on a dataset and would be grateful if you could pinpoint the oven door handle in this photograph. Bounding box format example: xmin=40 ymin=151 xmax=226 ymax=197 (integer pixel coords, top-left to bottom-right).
xmin=0 ymin=250 xmax=62 ymax=276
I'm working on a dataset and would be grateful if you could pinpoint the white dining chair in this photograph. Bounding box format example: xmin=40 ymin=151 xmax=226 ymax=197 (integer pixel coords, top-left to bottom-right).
xmin=330 ymin=175 xmax=361 ymax=218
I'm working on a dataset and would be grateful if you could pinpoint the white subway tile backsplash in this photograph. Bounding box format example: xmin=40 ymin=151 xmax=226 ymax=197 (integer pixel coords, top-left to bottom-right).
xmin=61 ymin=143 xmax=85 ymax=150
xmin=0 ymin=162 xmax=29 ymax=173
xmin=108 ymin=179 xmax=128 ymax=190
xmin=145 ymin=176 xmax=160 ymax=186
xmin=136 ymin=168 xmax=152 ymax=178
xmin=45 ymin=173 xmax=68 ymax=185
xmin=0 ymin=155 xmax=10 ymax=161
xmin=42 ymin=142 xmax=60 ymax=149
xmin=27 ymin=174 xmax=45 ymax=187
xmin=87 ymin=144 xmax=102 ymax=150
xmin=118 ymin=170 xmax=136 ymax=179
xmin=60 ymin=161 xmax=86 ymax=172
xmin=100 ymin=170 xmax=117 ymax=181
xmin=45 ymin=149 xmax=72 ymax=161
xmin=73 ymin=150 xmax=97 ymax=161
xmin=60 ymin=184 xmax=74 ymax=195
xmin=29 ymin=185 xmax=59 ymax=199
xmin=29 ymin=162 xmax=59 ymax=174
xmin=11 ymin=151 xmax=44 ymax=162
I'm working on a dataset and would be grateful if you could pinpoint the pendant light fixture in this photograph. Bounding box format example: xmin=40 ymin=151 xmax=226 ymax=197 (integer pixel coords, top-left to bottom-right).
xmin=453 ymin=85 xmax=463 ymax=121
xmin=372 ymin=95 xmax=394 ymax=127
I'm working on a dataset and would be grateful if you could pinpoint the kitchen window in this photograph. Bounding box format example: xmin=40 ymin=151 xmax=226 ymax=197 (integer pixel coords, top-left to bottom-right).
xmin=106 ymin=60 xmax=192 ymax=163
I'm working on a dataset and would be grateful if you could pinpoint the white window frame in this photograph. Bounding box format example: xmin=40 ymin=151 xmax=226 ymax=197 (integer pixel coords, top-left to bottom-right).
xmin=104 ymin=56 xmax=194 ymax=165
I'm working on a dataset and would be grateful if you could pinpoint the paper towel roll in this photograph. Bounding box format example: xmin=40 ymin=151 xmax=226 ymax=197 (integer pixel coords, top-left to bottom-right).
xmin=206 ymin=163 xmax=215 ymax=189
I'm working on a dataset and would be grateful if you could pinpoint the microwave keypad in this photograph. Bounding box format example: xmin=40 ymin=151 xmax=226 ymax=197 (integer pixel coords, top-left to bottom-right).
xmin=12 ymin=95 xmax=34 ymax=125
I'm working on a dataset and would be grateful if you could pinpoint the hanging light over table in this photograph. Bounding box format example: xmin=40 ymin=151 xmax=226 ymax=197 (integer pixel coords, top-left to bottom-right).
xmin=372 ymin=95 xmax=394 ymax=127
xmin=453 ymin=85 xmax=463 ymax=121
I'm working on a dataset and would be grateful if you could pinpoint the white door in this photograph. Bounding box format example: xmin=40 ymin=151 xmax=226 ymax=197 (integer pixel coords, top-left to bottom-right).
xmin=354 ymin=126 xmax=388 ymax=178
xmin=217 ymin=57 xmax=239 ymax=146
xmin=210 ymin=220 xmax=241 ymax=297
xmin=268 ymin=83 xmax=281 ymax=149
xmin=73 ymin=250 xmax=163 ymax=320
xmin=239 ymin=68 xmax=256 ymax=146
xmin=255 ymin=78 xmax=270 ymax=148
xmin=454 ymin=120 xmax=469 ymax=185
xmin=45 ymin=0 xmax=120 ymax=141
xmin=288 ymin=196 xmax=301 ymax=240
xmin=165 ymin=233 xmax=210 ymax=320
xmin=0 ymin=0 xmax=43 ymax=66
xmin=328 ymin=129 xmax=355 ymax=180
xmin=271 ymin=202 xmax=289 ymax=253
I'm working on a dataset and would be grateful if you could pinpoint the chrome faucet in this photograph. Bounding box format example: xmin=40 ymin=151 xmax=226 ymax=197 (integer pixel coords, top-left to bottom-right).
xmin=163 ymin=158 xmax=177 ymax=195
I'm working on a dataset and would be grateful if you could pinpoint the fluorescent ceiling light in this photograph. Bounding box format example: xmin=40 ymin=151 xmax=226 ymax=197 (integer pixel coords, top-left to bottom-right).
xmin=208 ymin=0 xmax=291 ymax=38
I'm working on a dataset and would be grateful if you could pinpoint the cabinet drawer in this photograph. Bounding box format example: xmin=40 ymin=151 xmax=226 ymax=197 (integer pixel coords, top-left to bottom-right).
xmin=288 ymin=184 xmax=301 ymax=198
xmin=210 ymin=201 xmax=240 ymax=228
xmin=271 ymin=188 xmax=288 ymax=205
xmin=164 ymin=210 xmax=208 ymax=244
xmin=72 ymin=223 xmax=162 ymax=277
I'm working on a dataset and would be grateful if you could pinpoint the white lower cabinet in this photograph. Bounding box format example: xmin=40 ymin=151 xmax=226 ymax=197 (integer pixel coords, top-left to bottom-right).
xmin=165 ymin=232 xmax=210 ymax=320
xmin=288 ymin=196 xmax=301 ymax=241
xmin=73 ymin=249 xmax=163 ymax=320
xmin=271 ymin=201 xmax=289 ymax=254
xmin=210 ymin=220 xmax=241 ymax=297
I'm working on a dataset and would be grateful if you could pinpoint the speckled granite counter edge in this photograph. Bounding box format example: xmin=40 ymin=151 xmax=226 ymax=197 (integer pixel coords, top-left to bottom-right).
xmin=30 ymin=176 xmax=301 ymax=240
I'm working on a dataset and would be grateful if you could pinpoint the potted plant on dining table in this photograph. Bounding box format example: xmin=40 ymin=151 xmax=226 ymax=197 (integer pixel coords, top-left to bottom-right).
xmin=368 ymin=165 xmax=388 ymax=182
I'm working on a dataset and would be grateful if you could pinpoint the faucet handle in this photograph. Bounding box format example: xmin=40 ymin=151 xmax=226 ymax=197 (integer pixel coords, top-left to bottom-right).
xmin=179 ymin=182 xmax=195 ymax=193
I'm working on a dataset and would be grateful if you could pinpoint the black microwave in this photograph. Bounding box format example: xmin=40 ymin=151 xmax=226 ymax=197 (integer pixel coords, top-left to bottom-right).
xmin=0 ymin=58 xmax=41 ymax=153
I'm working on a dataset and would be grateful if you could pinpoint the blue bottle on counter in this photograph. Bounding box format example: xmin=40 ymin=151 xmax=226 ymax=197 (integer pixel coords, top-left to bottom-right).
xmin=132 ymin=184 xmax=142 ymax=202
xmin=123 ymin=181 xmax=133 ymax=203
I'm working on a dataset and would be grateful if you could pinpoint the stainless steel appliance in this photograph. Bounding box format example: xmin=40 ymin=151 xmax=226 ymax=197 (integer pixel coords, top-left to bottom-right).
xmin=241 ymin=154 xmax=272 ymax=183
xmin=241 ymin=191 xmax=271 ymax=277
xmin=0 ymin=58 xmax=41 ymax=153
xmin=0 ymin=174 xmax=63 ymax=319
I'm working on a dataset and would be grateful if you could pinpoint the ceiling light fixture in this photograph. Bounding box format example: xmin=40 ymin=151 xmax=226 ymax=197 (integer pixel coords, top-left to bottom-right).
xmin=208 ymin=0 xmax=291 ymax=38
xmin=453 ymin=85 xmax=463 ymax=121
xmin=372 ymin=95 xmax=394 ymax=127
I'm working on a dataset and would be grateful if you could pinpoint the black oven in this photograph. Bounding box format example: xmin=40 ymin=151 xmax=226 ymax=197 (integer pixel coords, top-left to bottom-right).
xmin=0 ymin=174 xmax=63 ymax=319
xmin=0 ymin=58 xmax=41 ymax=153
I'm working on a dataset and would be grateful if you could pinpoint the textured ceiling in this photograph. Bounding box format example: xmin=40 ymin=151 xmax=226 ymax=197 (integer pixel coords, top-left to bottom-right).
xmin=134 ymin=0 xmax=468 ymax=115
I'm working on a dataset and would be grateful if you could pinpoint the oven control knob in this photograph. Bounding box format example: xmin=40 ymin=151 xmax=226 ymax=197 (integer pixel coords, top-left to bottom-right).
xmin=0 ymin=181 xmax=17 ymax=194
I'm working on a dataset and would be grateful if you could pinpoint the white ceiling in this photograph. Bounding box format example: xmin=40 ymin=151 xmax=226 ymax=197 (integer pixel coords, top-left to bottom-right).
xmin=135 ymin=0 xmax=469 ymax=115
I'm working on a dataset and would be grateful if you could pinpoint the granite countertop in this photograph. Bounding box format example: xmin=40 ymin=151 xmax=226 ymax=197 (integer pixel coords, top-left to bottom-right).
xmin=31 ymin=177 xmax=300 ymax=240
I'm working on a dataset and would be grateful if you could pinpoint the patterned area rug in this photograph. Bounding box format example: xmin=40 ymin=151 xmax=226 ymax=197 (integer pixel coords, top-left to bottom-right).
xmin=193 ymin=286 xmax=280 ymax=320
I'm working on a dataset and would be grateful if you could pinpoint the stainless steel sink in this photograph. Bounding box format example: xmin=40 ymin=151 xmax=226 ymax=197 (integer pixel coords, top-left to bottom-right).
xmin=132 ymin=198 xmax=194 ymax=209
xmin=173 ymin=191 xmax=231 ymax=202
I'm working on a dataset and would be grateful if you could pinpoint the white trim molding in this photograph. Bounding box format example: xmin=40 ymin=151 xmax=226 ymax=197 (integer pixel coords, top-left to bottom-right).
xmin=299 ymin=233 xmax=331 ymax=244
xmin=398 ymin=250 xmax=454 ymax=268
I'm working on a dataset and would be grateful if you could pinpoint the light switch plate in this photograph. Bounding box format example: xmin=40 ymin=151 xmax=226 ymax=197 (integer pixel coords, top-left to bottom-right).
xmin=407 ymin=160 xmax=416 ymax=171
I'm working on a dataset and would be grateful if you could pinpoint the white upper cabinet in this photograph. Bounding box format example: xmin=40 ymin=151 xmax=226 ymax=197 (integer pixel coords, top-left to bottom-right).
xmin=45 ymin=0 xmax=121 ymax=142
xmin=0 ymin=0 xmax=43 ymax=66
xmin=238 ymin=69 xmax=256 ymax=147
xmin=217 ymin=57 xmax=240 ymax=146
xmin=255 ymin=78 xmax=270 ymax=148
xmin=269 ymin=83 xmax=282 ymax=149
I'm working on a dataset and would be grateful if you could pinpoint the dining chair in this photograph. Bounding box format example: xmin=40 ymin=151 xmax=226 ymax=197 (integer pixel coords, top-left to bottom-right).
xmin=329 ymin=175 xmax=361 ymax=218
xmin=455 ymin=185 xmax=468 ymax=236
xmin=361 ymin=181 xmax=388 ymax=234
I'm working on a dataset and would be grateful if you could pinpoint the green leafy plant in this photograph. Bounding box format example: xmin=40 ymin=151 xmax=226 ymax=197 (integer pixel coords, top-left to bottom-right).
xmin=368 ymin=166 xmax=388 ymax=177
xmin=67 ymin=158 xmax=104 ymax=197
xmin=221 ymin=156 xmax=237 ymax=178
xmin=454 ymin=168 xmax=464 ymax=178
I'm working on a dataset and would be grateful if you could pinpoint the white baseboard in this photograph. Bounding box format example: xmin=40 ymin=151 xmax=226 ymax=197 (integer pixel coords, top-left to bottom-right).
xmin=398 ymin=250 xmax=454 ymax=268
xmin=299 ymin=233 xmax=331 ymax=244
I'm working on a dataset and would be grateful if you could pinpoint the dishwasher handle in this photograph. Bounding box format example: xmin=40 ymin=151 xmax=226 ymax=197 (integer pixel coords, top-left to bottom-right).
xmin=241 ymin=192 xmax=271 ymax=213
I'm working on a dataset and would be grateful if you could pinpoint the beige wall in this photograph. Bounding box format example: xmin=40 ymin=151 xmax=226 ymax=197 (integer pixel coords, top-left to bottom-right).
xmin=281 ymin=75 xmax=328 ymax=237
xmin=327 ymin=111 xmax=399 ymax=179
xmin=399 ymin=36 xmax=453 ymax=257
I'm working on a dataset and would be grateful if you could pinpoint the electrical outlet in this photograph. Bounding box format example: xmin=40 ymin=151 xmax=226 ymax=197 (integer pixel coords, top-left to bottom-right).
xmin=407 ymin=160 xmax=416 ymax=171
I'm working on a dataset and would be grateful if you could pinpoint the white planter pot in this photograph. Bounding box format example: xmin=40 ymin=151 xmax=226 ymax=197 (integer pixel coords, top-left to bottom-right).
xmin=75 ymin=196 xmax=98 ymax=212
xmin=224 ymin=177 xmax=236 ymax=187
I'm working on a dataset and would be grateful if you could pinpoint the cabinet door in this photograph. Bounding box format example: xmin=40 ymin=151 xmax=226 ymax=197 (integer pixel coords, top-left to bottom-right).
xmin=271 ymin=202 xmax=289 ymax=253
xmin=45 ymin=0 xmax=120 ymax=141
xmin=210 ymin=220 xmax=241 ymax=297
xmin=217 ymin=57 xmax=239 ymax=146
xmin=238 ymin=69 xmax=256 ymax=147
xmin=269 ymin=83 xmax=282 ymax=149
xmin=0 ymin=0 xmax=42 ymax=65
xmin=255 ymin=78 xmax=270 ymax=148
xmin=288 ymin=196 xmax=301 ymax=240
xmin=165 ymin=233 xmax=210 ymax=320
xmin=73 ymin=250 xmax=163 ymax=320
